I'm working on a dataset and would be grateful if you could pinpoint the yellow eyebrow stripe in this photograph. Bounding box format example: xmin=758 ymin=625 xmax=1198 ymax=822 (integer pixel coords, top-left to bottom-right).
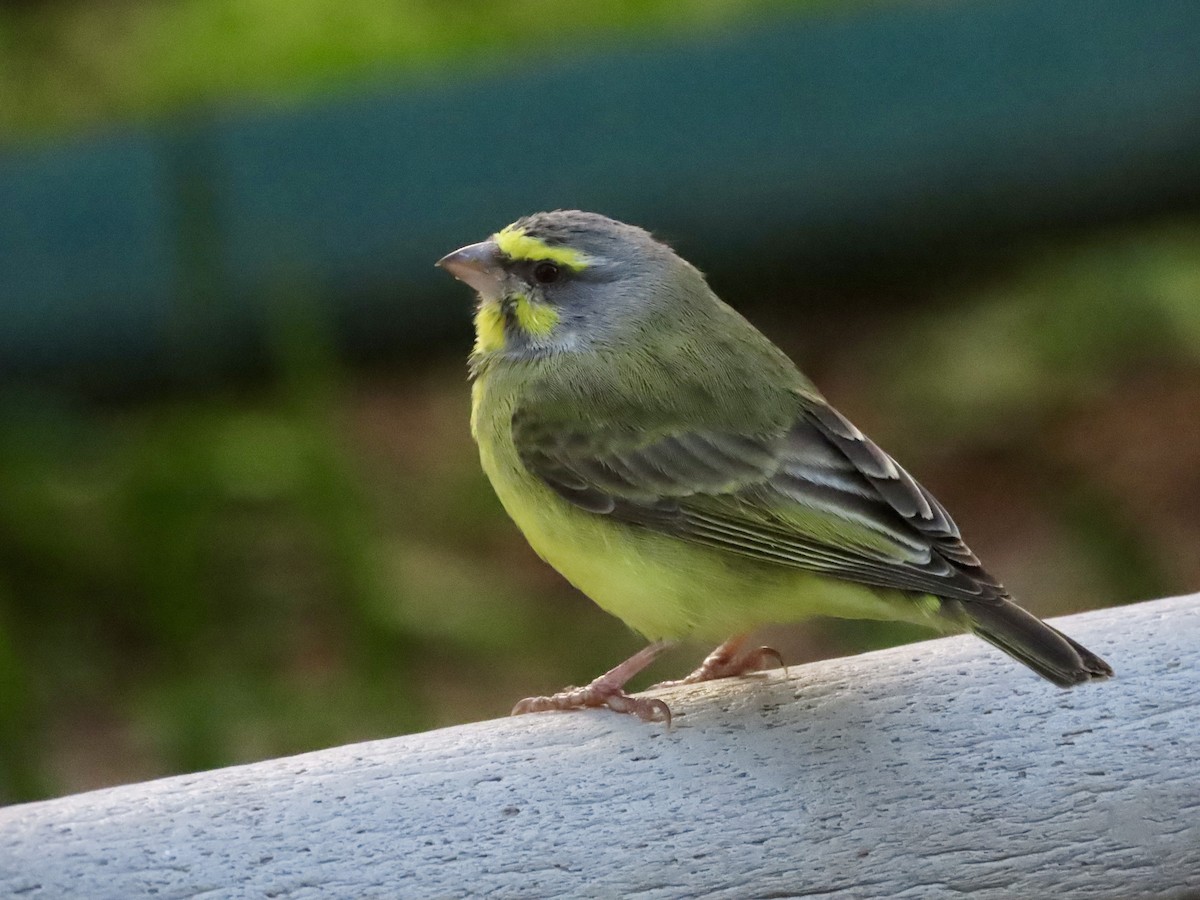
xmin=494 ymin=226 xmax=591 ymax=270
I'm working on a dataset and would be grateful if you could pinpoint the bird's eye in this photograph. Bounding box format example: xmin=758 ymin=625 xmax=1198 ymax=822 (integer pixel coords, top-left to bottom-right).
xmin=532 ymin=262 xmax=561 ymax=285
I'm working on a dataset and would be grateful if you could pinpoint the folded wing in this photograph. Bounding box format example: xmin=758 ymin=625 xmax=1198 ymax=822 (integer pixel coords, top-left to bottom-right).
xmin=513 ymin=393 xmax=1006 ymax=606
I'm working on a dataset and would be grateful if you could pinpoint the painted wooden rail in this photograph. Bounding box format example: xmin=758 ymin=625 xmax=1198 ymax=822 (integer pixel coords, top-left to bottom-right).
xmin=1 ymin=594 xmax=1197 ymax=899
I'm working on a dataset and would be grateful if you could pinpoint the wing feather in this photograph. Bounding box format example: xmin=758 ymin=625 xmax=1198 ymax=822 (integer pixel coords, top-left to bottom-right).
xmin=512 ymin=393 xmax=1004 ymax=605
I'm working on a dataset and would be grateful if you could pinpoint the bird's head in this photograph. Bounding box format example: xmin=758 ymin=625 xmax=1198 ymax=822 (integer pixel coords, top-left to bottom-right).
xmin=437 ymin=210 xmax=702 ymax=365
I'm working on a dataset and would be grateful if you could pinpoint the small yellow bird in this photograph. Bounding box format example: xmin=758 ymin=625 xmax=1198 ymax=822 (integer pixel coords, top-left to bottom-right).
xmin=438 ymin=210 xmax=1112 ymax=722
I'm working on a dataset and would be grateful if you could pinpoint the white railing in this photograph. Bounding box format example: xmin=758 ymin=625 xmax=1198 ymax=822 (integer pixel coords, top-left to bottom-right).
xmin=2 ymin=594 xmax=1197 ymax=899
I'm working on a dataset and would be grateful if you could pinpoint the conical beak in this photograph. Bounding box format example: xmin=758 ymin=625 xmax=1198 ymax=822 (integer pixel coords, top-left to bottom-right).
xmin=436 ymin=239 xmax=504 ymax=297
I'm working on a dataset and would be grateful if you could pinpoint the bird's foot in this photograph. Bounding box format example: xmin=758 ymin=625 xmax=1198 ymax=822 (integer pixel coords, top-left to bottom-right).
xmin=651 ymin=634 xmax=785 ymax=688
xmin=512 ymin=683 xmax=671 ymax=724
xmin=511 ymin=641 xmax=673 ymax=724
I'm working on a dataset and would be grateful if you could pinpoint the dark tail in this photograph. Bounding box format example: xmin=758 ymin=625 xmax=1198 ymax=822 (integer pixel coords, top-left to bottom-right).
xmin=962 ymin=599 xmax=1113 ymax=687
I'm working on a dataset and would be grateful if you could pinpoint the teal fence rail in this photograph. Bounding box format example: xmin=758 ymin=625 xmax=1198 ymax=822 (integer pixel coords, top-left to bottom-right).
xmin=3 ymin=0 xmax=1200 ymax=387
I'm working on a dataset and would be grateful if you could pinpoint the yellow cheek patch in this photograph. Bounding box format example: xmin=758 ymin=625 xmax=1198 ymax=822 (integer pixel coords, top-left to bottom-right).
xmin=511 ymin=294 xmax=560 ymax=336
xmin=473 ymin=301 xmax=506 ymax=354
xmin=494 ymin=226 xmax=590 ymax=271
xmin=473 ymin=295 xmax=560 ymax=353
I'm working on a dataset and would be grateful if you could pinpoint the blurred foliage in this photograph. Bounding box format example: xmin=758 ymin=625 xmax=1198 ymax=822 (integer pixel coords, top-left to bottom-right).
xmin=0 ymin=0 xmax=865 ymax=136
xmin=881 ymin=224 xmax=1200 ymax=439
xmin=1 ymin=218 xmax=1197 ymax=803
xmin=0 ymin=326 xmax=425 ymax=800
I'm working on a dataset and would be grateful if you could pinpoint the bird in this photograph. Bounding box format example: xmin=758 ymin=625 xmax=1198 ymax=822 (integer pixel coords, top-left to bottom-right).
xmin=437 ymin=210 xmax=1112 ymax=723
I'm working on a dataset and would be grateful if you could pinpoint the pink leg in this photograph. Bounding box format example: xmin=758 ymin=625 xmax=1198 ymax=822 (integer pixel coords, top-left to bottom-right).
xmin=512 ymin=641 xmax=673 ymax=724
xmin=650 ymin=634 xmax=784 ymax=689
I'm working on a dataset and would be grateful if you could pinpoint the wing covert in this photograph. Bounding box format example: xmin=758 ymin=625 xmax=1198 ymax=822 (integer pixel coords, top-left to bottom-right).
xmin=512 ymin=394 xmax=1005 ymax=605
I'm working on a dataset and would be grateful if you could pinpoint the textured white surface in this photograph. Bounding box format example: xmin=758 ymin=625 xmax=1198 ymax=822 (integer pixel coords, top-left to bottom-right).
xmin=1 ymin=595 xmax=1197 ymax=899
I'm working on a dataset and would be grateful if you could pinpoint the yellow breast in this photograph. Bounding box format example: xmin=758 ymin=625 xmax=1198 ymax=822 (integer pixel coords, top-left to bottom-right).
xmin=470 ymin=370 xmax=919 ymax=642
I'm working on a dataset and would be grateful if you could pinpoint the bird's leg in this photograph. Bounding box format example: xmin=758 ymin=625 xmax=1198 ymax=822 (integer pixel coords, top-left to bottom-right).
xmin=512 ymin=641 xmax=673 ymax=724
xmin=650 ymin=634 xmax=784 ymax=688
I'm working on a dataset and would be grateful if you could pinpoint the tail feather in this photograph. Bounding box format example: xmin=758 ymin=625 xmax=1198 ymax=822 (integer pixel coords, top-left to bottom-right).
xmin=962 ymin=599 xmax=1113 ymax=688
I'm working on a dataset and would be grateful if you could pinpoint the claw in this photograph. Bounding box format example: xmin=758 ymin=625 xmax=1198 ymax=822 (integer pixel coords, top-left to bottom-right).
xmin=745 ymin=645 xmax=786 ymax=676
xmin=605 ymin=693 xmax=672 ymax=726
xmin=511 ymin=696 xmax=551 ymax=716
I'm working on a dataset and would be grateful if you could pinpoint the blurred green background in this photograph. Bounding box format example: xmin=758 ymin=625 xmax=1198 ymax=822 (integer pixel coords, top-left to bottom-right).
xmin=2 ymin=0 xmax=1199 ymax=804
